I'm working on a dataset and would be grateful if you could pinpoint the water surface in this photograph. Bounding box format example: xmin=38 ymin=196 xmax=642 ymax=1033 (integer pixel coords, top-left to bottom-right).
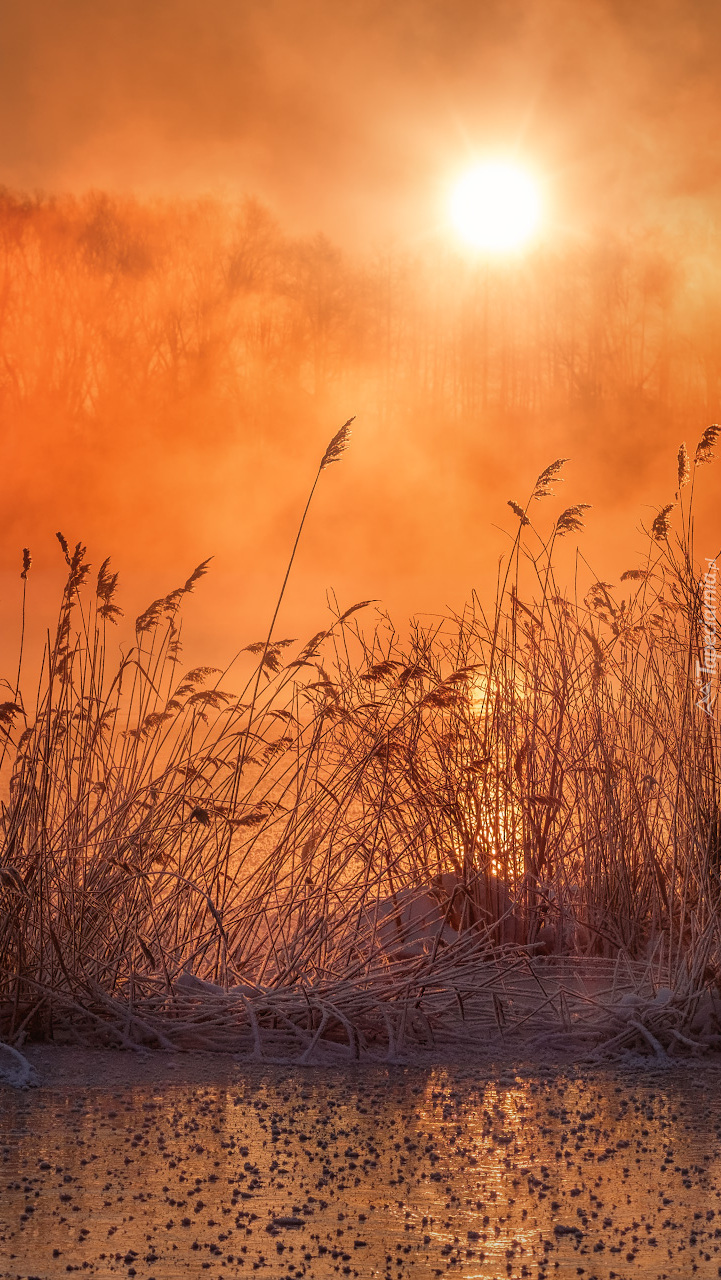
xmin=1 ymin=1051 xmax=720 ymax=1279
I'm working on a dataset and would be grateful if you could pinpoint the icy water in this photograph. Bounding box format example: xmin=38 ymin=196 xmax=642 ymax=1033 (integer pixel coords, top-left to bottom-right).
xmin=2 ymin=1052 xmax=721 ymax=1279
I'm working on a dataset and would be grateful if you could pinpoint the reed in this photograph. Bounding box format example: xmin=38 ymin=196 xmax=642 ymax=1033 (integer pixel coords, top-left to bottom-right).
xmin=0 ymin=424 xmax=719 ymax=1065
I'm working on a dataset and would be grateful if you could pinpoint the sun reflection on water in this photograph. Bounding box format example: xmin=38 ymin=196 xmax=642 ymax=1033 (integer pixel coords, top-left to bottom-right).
xmin=1 ymin=1059 xmax=720 ymax=1278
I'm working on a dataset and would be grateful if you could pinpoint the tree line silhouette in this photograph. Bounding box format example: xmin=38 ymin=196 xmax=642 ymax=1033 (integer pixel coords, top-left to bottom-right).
xmin=0 ymin=189 xmax=717 ymax=440
xmin=1 ymin=186 xmax=719 ymax=599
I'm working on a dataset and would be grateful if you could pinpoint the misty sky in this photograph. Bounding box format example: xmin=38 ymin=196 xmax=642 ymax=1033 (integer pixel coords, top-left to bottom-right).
xmin=2 ymin=0 xmax=721 ymax=672
xmin=3 ymin=0 xmax=721 ymax=247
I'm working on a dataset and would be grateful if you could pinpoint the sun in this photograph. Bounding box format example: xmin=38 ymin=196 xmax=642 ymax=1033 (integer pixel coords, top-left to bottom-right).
xmin=449 ymin=161 xmax=542 ymax=252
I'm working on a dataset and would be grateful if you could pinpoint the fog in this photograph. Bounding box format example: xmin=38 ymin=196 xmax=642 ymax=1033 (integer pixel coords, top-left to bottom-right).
xmin=0 ymin=0 xmax=720 ymax=670
xmin=4 ymin=1 xmax=721 ymax=240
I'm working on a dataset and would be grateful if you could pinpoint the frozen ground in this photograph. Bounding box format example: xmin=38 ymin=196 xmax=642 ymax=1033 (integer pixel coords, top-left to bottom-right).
xmin=1 ymin=1048 xmax=721 ymax=1278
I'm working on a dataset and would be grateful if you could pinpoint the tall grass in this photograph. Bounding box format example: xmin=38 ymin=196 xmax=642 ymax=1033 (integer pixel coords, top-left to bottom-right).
xmin=0 ymin=424 xmax=719 ymax=1062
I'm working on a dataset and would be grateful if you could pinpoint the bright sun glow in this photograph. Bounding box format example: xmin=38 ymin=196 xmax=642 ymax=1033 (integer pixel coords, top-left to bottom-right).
xmin=449 ymin=161 xmax=542 ymax=252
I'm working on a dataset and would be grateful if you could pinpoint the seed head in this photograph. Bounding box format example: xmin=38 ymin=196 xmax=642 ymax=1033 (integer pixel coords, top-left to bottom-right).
xmin=507 ymin=499 xmax=530 ymax=526
xmin=96 ymin=557 xmax=123 ymax=623
xmin=677 ymin=441 xmax=691 ymax=490
xmin=320 ymin=417 xmax=354 ymax=470
xmin=695 ymin=424 xmax=721 ymax=466
xmin=556 ymin=503 xmax=592 ymax=537
xmin=532 ymin=458 xmax=569 ymax=501
xmin=183 ymin=558 xmax=212 ymax=594
xmin=620 ymin=568 xmax=651 ymax=582
xmin=652 ymin=503 xmax=675 ymax=541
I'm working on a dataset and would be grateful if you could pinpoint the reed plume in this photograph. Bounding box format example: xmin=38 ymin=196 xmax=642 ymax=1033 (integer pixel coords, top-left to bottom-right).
xmin=532 ymin=458 xmax=569 ymax=501
xmin=677 ymin=441 xmax=691 ymax=490
xmin=507 ymin=499 xmax=529 ymax=525
xmin=695 ymin=423 xmax=721 ymax=466
xmin=556 ymin=503 xmax=591 ymax=536
xmin=320 ymin=417 xmax=354 ymax=470
xmin=652 ymin=503 xmax=675 ymax=540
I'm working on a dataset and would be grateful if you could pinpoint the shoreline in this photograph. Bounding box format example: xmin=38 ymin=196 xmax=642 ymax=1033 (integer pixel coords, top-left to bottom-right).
xmin=4 ymin=1041 xmax=721 ymax=1093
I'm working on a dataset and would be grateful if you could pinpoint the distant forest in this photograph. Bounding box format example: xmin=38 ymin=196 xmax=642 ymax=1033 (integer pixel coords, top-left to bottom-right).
xmin=1 ymin=189 xmax=719 ymax=436
xmin=1 ymin=189 xmax=719 ymax=600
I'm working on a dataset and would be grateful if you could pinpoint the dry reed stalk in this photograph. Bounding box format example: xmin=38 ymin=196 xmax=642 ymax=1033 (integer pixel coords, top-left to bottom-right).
xmin=0 ymin=436 xmax=719 ymax=1062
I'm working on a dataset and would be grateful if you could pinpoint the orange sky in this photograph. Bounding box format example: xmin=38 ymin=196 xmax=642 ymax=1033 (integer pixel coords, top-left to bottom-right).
xmin=0 ymin=0 xmax=720 ymax=675
xmin=3 ymin=0 xmax=721 ymax=245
